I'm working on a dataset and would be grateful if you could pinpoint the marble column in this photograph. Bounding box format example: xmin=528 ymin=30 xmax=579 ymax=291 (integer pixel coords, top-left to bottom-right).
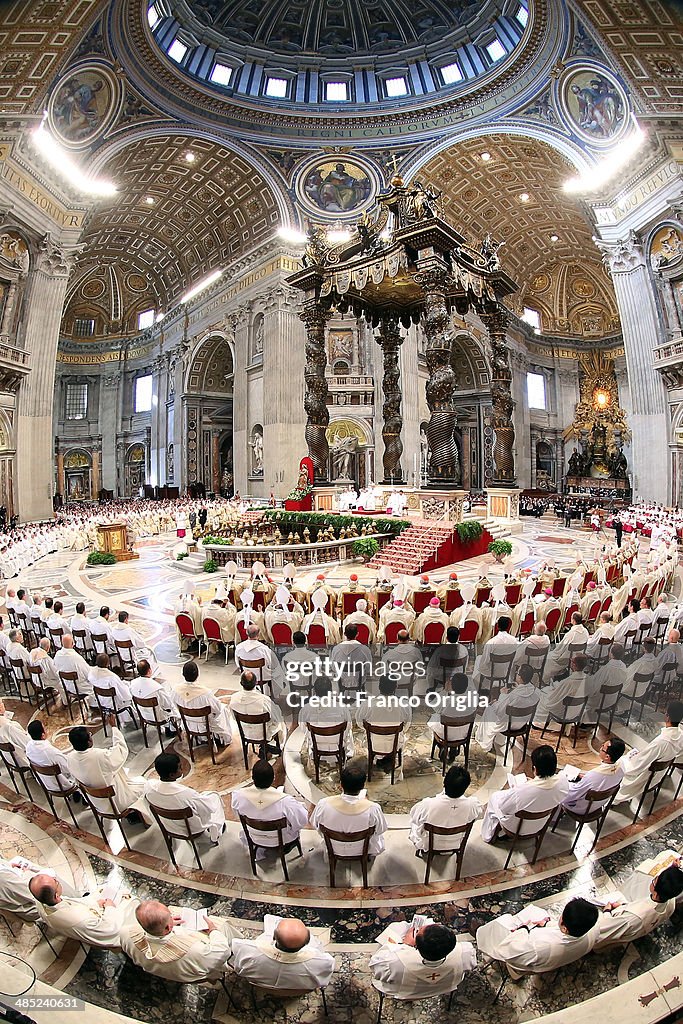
xmin=401 ymin=323 xmax=421 ymax=487
xmin=597 ymin=233 xmax=669 ymax=502
xmin=263 ymin=285 xmax=306 ymax=496
xmin=211 ymin=431 xmax=220 ymax=493
xmin=231 ymin=305 xmax=250 ymax=495
xmin=301 ymin=299 xmax=331 ymax=484
xmin=16 ymin=236 xmax=77 ymax=521
xmin=376 ymin=317 xmax=405 ymax=483
xmin=56 ymin=448 xmax=65 ymax=498
xmin=91 ymin=447 xmax=100 ymax=497
xmin=100 ymin=369 xmax=121 ymax=493
xmin=415 ymin=259 xmax=459 ymax=486
xmin=481 ymin=306 xmax=517 ymax=486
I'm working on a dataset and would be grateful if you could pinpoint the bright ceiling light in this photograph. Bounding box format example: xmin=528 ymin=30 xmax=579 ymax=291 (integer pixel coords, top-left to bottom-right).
xmin=563 ymin=125 xmax=646 ymax=193
xmin=31 ymin=122 xmax=117 ymax=196
xmin=480 ymin=151 xmax=492 ymax=161
xmin=277 ymin=226 xmax=307 ymax=244
xmin=145 ymin=195 xmax=155 ymax=204
xmin=327 ymin=228 xmax=351 ymax=243
xmin=519 ymin=192 xmax=530 ymax=202
xmin=550 ymin=234 xmax=559 ymax=242
xmin=184 ymin=151 xmax=196 ymax=163
xmin=180 ymin=269 xmax=223 ymax=303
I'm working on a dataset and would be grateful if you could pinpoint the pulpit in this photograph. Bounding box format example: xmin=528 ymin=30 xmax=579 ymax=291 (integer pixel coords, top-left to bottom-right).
xmin=96 ymin=521 xmax=139 ymax=562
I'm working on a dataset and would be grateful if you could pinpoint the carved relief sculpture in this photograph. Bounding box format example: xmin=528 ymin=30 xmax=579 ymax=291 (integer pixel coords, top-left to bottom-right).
xmin=376 ymin=317 xmax=404 ymax=482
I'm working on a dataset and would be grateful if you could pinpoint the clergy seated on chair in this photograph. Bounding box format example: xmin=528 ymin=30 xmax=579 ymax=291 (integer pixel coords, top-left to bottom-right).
xmin=235 ymin=624 xmax=285 ymax=696
xmin=131 ymin=659 xmax=177 ymax=736
xmin=311 ymin=757 xmax=388 ymax=857
xmin=560 ymin=737 xmax=625 ymax=816
xmin=378 ymin=630 xmax=426 ymax=695
xmin=474 ymin=664 xmax=542 ymax=754
xmin=331 ymin=624 xmax=373 ymax=694
xmin=302 ymin=589 xmax=342 ymax=646
xmin=476 ymin=897 xmax=601 ymax=979
xmin=90 ymin=607 xmax=117 ymax=655
xmin=25 ymin=719 xmax=78 ymax=792
xmin=231 ymin=759 xmax=309 ymax=856
xmin=409 ymin=765 xmax=483 ymax=853
xmin=585 ymin=612 xmax=616 ymax=659
xmin=0 ymin=857 xmax=44 ymax=922
xmin=356 ymin=676 xmax=411 ymax=773
xmin=543 ymin=613 xmax=589 ymax=680
xmin=264 ymin=585 xmax=304 ymax=645
xmin=231 ymin=914 xmax=335 ymax=993
xmin=481 ymin=744 xmax=570 ymax=844
xmin=615 ymin=701 xmax=683 ymax=804
xmin=145 ymin=752 xmax=226 ymax=844
xmin=65 ymin=717 xmax=149 ymax=826
xmin=229 ymin=670 xmax=285 ymax=750
xmin=120 ymin=899 xmax=240 ymax=983
xmin=111 ymin=611 xmax=159 ymax=672
xmin=282 ymin=631 xmax=318 ymax=684
xmin=532 ymin=653 xmax=590 ymax=729
xmin=0 ymin=698 xmax=30 ymax=766
xmin=342 ymin=599 xmax=377 ymax=645
xmin=473 ymin=616 xmax=520 ymax=686
xmin=425 ymin=627 xmax=469 ymax=692
xmin=377 ymin=597 xmax=415 ymax=644
xmin=595 ymin=864 xmax=683 ymax=949
xmin=654 ymin=629 xmax=683 ymax=684
xmin=617 ymin=639 xmax=658 ymax=713
xmin=89 ymin=653 xmax=136 ymax=725
xmin=201 ymin=598 xmax=236 ymax=646
xmin=29 ymin=873 xmax=130 ymax=947
xmin=54 ymin=635 xmax=93 ymax=700
xmin=70 ymin=602 xmax=93 ymax=655
xmin=171 ymin=660 xmax=232 ymax=747
xmin=297 ymin=675 xmax=355 ymax=758
xmin=412 ymin=597 xmax=449 ymax=644
xmin=369 ymin=920 xmax=476 ymax=1000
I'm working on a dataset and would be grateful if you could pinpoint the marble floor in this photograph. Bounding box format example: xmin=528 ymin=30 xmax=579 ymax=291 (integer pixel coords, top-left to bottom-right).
xmin=1 ymin=520 xmax=682 ymax=1024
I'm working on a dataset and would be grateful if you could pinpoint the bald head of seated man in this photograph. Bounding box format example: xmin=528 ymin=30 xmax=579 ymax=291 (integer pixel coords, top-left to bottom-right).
xmin=274 ymin=916 xmax=310 ymax=952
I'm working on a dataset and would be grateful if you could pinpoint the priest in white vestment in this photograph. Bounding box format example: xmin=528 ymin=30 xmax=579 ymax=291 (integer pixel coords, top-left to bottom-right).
xmin=481 ymin=744 xmax=570 ymax=843
xmin=231 ymin=759 xmax=308 ymax=853
xmin=120 ymin=899 xmax=240 ymax=982
xmin=560 ymin=737 xmax=625 ymax=816
xmin=370 ymin=921 xmax=476 ymax=999
xmin=229 ymin=670 xmax=285 ymax=746
xmin=171 ymin=660 xmax=232 ymax=745
xmin=377 ymin=598 xmax=416 ymax=643
xmin=409 ymin=765 xmax=483 ymax=852
xmin=88 ymin=653 xmax=135 ymax=723
xmin=342 ymin=598 xmax=377 ymax=644
xmin=618 ymin=638 xmax=658 ymax=709
xmin=543 ymin=613 xmax=589 ymax=680
xmin=130 ymin=659 xmax=177 ymax=729
xmin=298 ymin=676 xmax=355 ymax=758
xmin=594 ymin=864 xmax=683 ymax=948
xmin=231 ymin=914 xmax=335 ymax=992
xmin=532 ymin=654 xmax=590 ymax=729
xmin=110 ymin=611 xmax=159 ymax=671
xmin=475 ymin=664 xmax=541 ymax=753
xmin=145 ymin=751 xmax=225 ymax=843
xmin=616 ymin=701 xmax=683 ymax=803
xmin=29 ymin=873 xmax=132 ymax=947
xmin=472 ymin=616 xmax=520 ymax=686
xmin=65 ymin=717 xmax=150 ymax=829
xmin=54 ymin=636 xmax=93 ymax=702
xmin=235 ymin=623 xmax=285 ymax=695
xmin=25 ymin=719 xmax=77 ymax=790
xmin=302 ymin=588 xmax=342 ymax=645
xmin=312 ymin=759 xmax=387 ymax=856
xmin=201 ymin=598 xmax=236 ymax=646
xmin=0 ymin=699 xmax=30 ymax=766
xmin=476 ymin=897 xmax=600 ymax=978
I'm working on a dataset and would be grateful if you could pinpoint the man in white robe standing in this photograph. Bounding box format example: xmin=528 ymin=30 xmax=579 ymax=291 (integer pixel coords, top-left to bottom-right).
xmin=476 ymin=897 xmax=600 ymax=978
xmin=312 ymin=758 xmax=387 ymax=857
xmin=231 ymin=914 xmax=335 ymax=992
xmin=120 ymin=899 xmax=240 ymax=982
xmin=409 ymin=765 xmax=483 ymax=853
xmin=369 ymin=921 xmax=476 ymax=999
xmin=616 ymin=701 xmax=683 ymax=803
xmin=144 ymin=751 xmax=225 ymax=843
xmin=481 ymin=744 xmax=570 ymax=844
xmin=231 ymin=758 xmax=308 ymax=855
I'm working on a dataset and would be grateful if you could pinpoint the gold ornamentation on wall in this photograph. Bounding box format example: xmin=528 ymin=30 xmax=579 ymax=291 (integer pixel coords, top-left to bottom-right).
xmin=565 ymin=349 xmax=630 ymax=453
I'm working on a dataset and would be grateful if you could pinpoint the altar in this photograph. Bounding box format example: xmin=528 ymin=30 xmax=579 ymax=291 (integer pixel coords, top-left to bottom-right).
xmin=96 ymin=521 xmax=139 ymax=562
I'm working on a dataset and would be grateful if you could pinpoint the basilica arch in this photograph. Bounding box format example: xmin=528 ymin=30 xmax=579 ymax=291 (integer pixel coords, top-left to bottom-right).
xmin=182 ymin=332 xmax=234 ymax=495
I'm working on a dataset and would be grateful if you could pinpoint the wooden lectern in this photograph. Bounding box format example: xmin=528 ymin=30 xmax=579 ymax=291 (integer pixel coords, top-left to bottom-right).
xmin=96 ymin=521 xmax=139 ymax=562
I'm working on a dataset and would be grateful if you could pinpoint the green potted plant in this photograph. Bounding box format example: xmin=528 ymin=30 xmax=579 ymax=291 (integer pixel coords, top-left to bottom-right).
xmin=86 ymin=551 xmax=117 ymax=566
xmin=456 ymin=520 xmax=484 ymax=543
xmin=352 ymin=537 xmax=379 ymax=561
xmin=203 ymin=558 xmax=218 ymax=573
xmin=488 ymin=539 xmax=513 ymax=563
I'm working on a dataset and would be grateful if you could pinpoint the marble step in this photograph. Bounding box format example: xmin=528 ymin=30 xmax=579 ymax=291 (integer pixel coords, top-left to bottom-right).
xmin=174 ymin=551 xmax=208 ymax=574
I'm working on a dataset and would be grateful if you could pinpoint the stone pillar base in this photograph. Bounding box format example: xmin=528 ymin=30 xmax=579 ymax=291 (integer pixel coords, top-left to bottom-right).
xmin=418 ymin=488 xmax=469 ymax=522
xmin=487 ymin=486 xmax=521 ymax=524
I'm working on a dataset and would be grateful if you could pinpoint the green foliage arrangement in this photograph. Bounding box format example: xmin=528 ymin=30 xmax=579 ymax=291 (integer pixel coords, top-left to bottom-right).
xmin=262 ymin=509 xmax=410 ymax=537
xmin=456 ymin=520 xmax=484 ymax=543
xmin=203 ymin=535 xmax=232 ymax=546
xmin=286 ymin=482 xmax=313 ymax=500
xmin=352 ymin=537 xmax=380 ymax=560
xmin=86 ymin=551 xmax=116 ymax=566
xmin=488 ymin=539 xmax=513 ymax=557
xmin=176 ymin=552 xmax=188 ymax=561
xmin=203 ymin=559 xmax=218 ymax=573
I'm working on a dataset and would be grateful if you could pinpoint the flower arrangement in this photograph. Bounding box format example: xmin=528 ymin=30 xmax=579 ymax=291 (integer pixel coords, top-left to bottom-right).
xmin=286 ymin=481 xmax=313 ymax=500
xmin=86 ymin=551 xmax=117 ymax=566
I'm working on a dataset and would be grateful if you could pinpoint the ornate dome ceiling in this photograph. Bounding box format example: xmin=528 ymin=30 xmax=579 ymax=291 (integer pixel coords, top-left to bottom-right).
xmin=176 ymin=0 xmax=506 ymax=57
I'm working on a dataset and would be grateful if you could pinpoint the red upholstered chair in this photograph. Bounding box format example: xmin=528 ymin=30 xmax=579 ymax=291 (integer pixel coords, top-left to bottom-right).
xmin=586 ymin=600 xmax=602 ymax=628
xmin=412 ymin=591 xmax=435 ymax=615
xmin=342 ymin=592 xmax=366 ymax=617
xmin=271 ymin=622 xmax=294 ymax=647
xmin=376 ymin=591 xmax=391 ymax=614
xmin=505 ymin=583 xmax=522 ymax=606
xmin=600 ymin=595 xmax=612 ymax=617
xmin=235 ymin=619 xmax=248 ymax=642
xmin=252 ymin=591 xmax=267 ymax=612
xmin=175 ymin=613 xmax=198 ymax=651
xmin=558 ymin=603 xmax=578 ymax=634
xmin=354 ymin=623 xmax=371 ymax=645
xmin=423 ymin=621 xmax=446 ymax=644
xmin=444 ymin=590 xmax=464 ymax=613
xmin=459 ymin=619 xmax=480 ymax=645
xmin=200 ymin=616 xmax=229 ymax=663
xmin=475 ymin=586 xmax=491 ymax=608
xmin=552 ymin=577 xmax=567 ymax=599
xmin=518 ymin=609 xmax=535 ymax=638
xmin=383 ymin=621 xmax=404 ymax=645
xmin=307 ymin=623 xmax=328 ymax=648
xmin=544 ymin=607 xmax=562 ymax=635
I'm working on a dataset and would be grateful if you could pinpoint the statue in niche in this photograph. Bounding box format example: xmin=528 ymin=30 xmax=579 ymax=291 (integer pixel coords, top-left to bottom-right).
xmin=608 ymin=447 xmax=628 ymax=479
xmin=568 ymin=449 xmax=582 ymax=476
xmin=249 ymin=428 xmax=264 ymax=475
xmin=330 ymin=432 xmax=358 ymax=480
xmin=253 ymin=319 xmax=264 ymax=356
xmin=167 ymin=444 xmax=174 ymax=481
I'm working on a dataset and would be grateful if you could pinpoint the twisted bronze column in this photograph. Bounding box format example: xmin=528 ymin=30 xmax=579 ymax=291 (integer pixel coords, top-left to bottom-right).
xmin=415 ymin=262 xmax=460 ymax=486
xmin=301 ymin=301 xmax=331 ymax=483
xmin=377 ymin=317 xmax=405 ymax=483
xmin=482 ymin=306 xmax=516 ymax=485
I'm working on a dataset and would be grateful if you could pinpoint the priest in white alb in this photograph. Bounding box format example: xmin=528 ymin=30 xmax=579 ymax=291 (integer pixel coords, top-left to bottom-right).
xmin=616 ymin=701 xmax=683 ymax=803
xmin=559 ymin=737 xmax=625 ymax=817
xmin=370 ymin=920 xmax=476 ymax=999
xmin=232 ymin=759 xmax=308 ymax=856
xmin=594 ymin=864 xmax=683 ymax=948
xmin=409 ymin=765 xmax=483 ymax=853
xmin=312 ymin=758 xmax=387 ymax=857
xmin=231 ymin=914 xmax=335 ymax=992
xmin=480 ymin=744 xmax=570 ymax=844
xmin=144 ymin=751 xmax=225 ymax=844
xmin=29 ymin=873 xmax=132 ymax=947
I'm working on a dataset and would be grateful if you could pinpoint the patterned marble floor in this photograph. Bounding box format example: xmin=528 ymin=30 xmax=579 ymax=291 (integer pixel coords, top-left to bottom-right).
xmin=1 ymin=520 xmax=682 ymax=1024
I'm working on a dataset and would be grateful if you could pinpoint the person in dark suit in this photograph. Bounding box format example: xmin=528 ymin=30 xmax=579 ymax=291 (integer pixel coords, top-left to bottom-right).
xmin=614 ymin=515 xmax=623 ymax=548
xmin=198 ymin=507 xmax=207 ymax=529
